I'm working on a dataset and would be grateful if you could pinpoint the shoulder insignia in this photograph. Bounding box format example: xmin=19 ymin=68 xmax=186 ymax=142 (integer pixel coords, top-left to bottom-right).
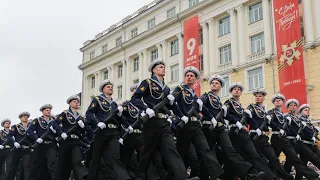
xmin=140 ymin=86 xmax=145 ymax=92
xmin=146 ymin=79 xmax=151 ymax=84
xmin=59 ymin=116 xmax=63 ymax=121
xmin=91 ymin=103 xmax=95 ymax=108
xmin=95 ymin=96 xmax=99 ymax=100
xmin=123 ymin=107 xmax=127 ymax=111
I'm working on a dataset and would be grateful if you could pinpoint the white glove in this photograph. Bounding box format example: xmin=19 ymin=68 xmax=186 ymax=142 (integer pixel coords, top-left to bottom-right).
xmin=256 ymin=128 xmax=262 ymax=136
xmin=77 ymin=120 xmax=85 ymax=129
xmin=296 ymin=135 xmax=301 ymax=141
xmin=61 ymin=133 xmax=68 ymax=140
xmin=167 ymin=118 xmax=172 ymax=126
xmin=222 ymin=105 xmax=227 ymax=117
xmin=128 ymin=126 xmax=133 ymax=134
xmin=312 ymin=137 xmax=316 ymax=143
xmin=117 ymin=106 xmax=123 ymax=116
xmin=0 ymin=145 xmax=4 ymax=150
xmin=119 ymin=138 xmax=124 ymax=145
xmin=14 ymin=142 xmax=21 ymax=149
xmin=301 ymin=121 xmax=307 ymax=127
xmin=211 ymin=117 xmax=217 ymax=128
xmin=97 ymin=122 xmax=106 ymax=129
xmin=245 ymin=109 xmax=252 ymax=118
xmin=146 ymin=108 xmax=155 ymax=118
xmin=167 ymin=94 xmax=175 ymax=105
xmin=197 ymin=99 xmax=203 ymax=111
xmin=286 ymin=116 xmax=292 ymax=125
xmin=236 ymin=121 xmax=243 ymax=130
xmin=266 ymin=115 xmax=272 ymax=124
xmin=315 ymin=126 xmax=320 ymax=132
xmin=140 ymin=111 xmax=146 ymax=117
xmin=279 ymin=129 xmax=285 ymax=136
xmin=50 ymin=126 xmax=56 ymax=134
xmin=181 ymin=116 xmax=189 ymax=124
xmin=36 ymin=138 xmax=43 ymax=144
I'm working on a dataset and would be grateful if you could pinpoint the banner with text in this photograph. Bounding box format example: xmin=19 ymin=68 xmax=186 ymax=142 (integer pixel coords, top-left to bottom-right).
xmin=273 ymin=0 xmax=307 ymax=109
xmin=184 ymin=15 xmax=200 ymax=96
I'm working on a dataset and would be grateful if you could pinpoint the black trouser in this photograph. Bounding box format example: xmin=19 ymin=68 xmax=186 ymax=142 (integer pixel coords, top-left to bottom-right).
xmin=87 ymin=128 xmax=130 ymax=180
xmin=229 ymin=128 xmax=276 ymax=179
xmin=7 ymin=148 xmax=31 ymax=180
xmin=184 ymin=143 xmax=200 ymax=178
xmin=138 ymin=117 xmax=187 ymax=180
xmin=175 ymin=122 xmax=224 ymax=179
xmin=203 ymin=125 xmax=253 ymax=179
xmin=0 ymin=148 xmax=11 ymax=180
xmin=283 ymin=140 xmax=320 ymax=180
xmin=250 ymin=133 xmax=293 ymax=179
xmin=55 ymin=138 xmax=88 ymax=180
xmin=270 ymin=135 xmax=319 ymax=180
xmin=30 ymin=142 xmax=58 ymax=180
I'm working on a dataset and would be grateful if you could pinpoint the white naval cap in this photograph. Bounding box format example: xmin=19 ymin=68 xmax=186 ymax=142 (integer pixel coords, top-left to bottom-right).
xmin=148 ymin=58 xmax=165 ymax=73
xmin=39 ymin=104 xmax=53 ymax=111
xmin=298 ymin=104 xmax=310 ymax=114
xmin=285 ymin=99 xmax=299 ymax=109
xmin=184 ymin=66 xmax=200 ymax=79
xmin=66 ymin=95 xmax=80 ymax=104
xmin=18 ymin=112 xmax=30 ymax=118
xmin=271 ymin=93 xmax=285 ymax=103
xmin=228 ymin=82 xmax=244 ymax=93
xmin=99 ymin=80 xmax=114 ymax=92
xmin=130 ymin=83 xmax=139 ymax=93
xmin=208 ymin=74 xmax=225 ymax=87
xmin=253 ymin=89 xmax=267 ymax=96
xmin=1 ymin=118 xmax=11 ymax=127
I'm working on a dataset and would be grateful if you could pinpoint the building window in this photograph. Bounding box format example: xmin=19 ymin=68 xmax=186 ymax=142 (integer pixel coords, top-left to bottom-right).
xmin=171 ymin=39 xmax=179 ymax=56
xmin=133 ymin=56 xmax=139 ymax=72
xmin=104 ymin=70 xmax=108 ymax=80
xmin=171 ymin=64 xmax=179 ymax=82
xmin=116 ymin=36 xmax=122 ymax=47
xmin=219 ymin=45 xmax=232 ymax=65
xmin=148 ymin=18 xmax=156 ymax=29
xmin=133 ymin=79 xmax=139 ymax=84
xmin=219 ymin=16 xmax=230 ymax=36
xmin=118 ymin=65 xmax=123 ymax=78
xmin=199 ymin=55 xmax=204 ymax=72
xmin=91 ymin=77 xmax=95 ymax=88
xmin=248 ymin=67 xmax=264 ymax=91
xmin=189 ymin=0 xmax=199 ymax=8
xmin=89 ymin=51 xmax=95 ymax=60
xmin=167 ymin=7 xmax=176 ymax=19
xmin=131 ymin=28 xmax=138 ymax=38
xmin=220 ymin=76 xmax=230 ymax=97
xmin=199 ymin=29 xmax=203 ymax=45
xmin=249 ymin=2 xmax=263 ymax=24
xmin=117 ymin=85 xmax=123 ymax=99
xmin=102 ymin=44 xmax=108 ymax=54
xmin=151 ymin=48 xmax=158 ymax=61
xmin=250 ymin=33 xmax=265 ymax=54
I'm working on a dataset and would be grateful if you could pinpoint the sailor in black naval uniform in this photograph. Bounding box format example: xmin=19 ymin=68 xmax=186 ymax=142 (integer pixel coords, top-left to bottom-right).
xmin=86 ymin=79 xmax=132 ymax=180
xmin=201 ymin=75 xmax=264 ymax=180
xmin=27 ymin=104 xmax=58 ymax=180
xmin=170 ymin=66 xmax=224 ymax=180
xmin=0 ymin=118 xmax=12 ymax=179
xmin=283 ymin=103 xmax=320 ymax=180
xmin=53 ymin=95 xmax=88 ymax=180
xmin=6 ymin=112 xmax=32 ymax=180
xmin=267 ymin=94 xmax=319 ymax=180
xmin=246 ymin=90 xmax=293 ymax=180
xmin=224 ymin=82 xmax=276 ymax=180
xmin=131 ymin=59 xmax=189 ymax=180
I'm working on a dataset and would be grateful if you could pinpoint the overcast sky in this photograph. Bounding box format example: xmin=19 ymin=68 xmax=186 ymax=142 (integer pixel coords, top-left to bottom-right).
xmin=0 ymin=0 xmax=152 ymax=125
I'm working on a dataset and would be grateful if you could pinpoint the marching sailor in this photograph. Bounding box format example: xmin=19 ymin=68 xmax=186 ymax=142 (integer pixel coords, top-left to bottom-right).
xmin=0 ymin=118 xmax=12 ymax=179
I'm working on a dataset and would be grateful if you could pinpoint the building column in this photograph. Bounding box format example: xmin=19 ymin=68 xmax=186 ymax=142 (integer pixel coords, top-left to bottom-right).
xmin=236 ymin=4 xmax=246 ymax=64
xmin=303 ymin=0 xmax=315 ymax=47
xmin=161 ymin=41 xmax=168 ymax=82
xmin=262 ymin=0 xmax=272 ymax=56
xmin=201 ymin=22 xmax=210 ymax=75
xmin=156 ymin=44 xmax=162 ymax=59
xmin=208 ymin=18 xmax=216 ymax=74
xmin=142 ymin=50 xmax=148 ymax=78
xmin=108 ymin=66 xmax=113 ymax=80
xmin=313 ymin=0 xmax=320 ymax=45
xmin=138 ymin=52 xmax=143 ymax=81
xmin=94 ymin=72 xmax=99 ymax=93
xmin=122 ymin=60 xmax=127 ymax=101
xmin=126 ymin=58 xmax=131 ymax=99
xmin=178 ymin=33 xmax=184 ymax=83
xmin=228 ymin=8 xmax=238 ymax=66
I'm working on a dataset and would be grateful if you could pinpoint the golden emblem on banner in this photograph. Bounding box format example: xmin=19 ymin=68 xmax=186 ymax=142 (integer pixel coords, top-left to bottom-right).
xmin=278 ymin=38 xmax=303 ymax=72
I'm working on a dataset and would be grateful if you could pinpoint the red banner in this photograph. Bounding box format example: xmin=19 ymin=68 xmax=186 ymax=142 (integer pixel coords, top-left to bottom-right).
xmin=184 ymin=16 xmax=200 ymax=96
xmin=273 ymin=0 xmax=307 ymax=110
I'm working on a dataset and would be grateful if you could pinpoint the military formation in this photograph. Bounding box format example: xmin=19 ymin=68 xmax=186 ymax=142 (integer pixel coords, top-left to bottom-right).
xmin=1 ymin=58 xmax=320 ymax=180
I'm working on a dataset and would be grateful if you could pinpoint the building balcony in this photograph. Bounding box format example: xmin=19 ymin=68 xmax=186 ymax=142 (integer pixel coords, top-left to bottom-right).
xmin=218 ymin=61 xmax=232 ymax=71
xmin=248 ymin=51 xmax=265 ymax=62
